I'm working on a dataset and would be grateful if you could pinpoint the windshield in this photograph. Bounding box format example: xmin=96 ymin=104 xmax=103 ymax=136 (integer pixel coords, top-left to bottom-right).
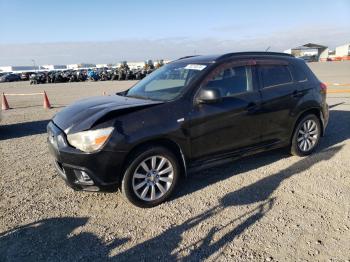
xmin=125 ymin=63 xmax=207 ymax=101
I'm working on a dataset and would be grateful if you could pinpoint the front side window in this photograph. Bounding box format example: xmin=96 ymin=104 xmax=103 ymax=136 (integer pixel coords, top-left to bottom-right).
xmin=125 ymin=63 xmax=206 ymax=101
xmin=260 ymin=65 xmax=292 ymax=88
xmin=202 ymin=65 xmax=253 ymax=97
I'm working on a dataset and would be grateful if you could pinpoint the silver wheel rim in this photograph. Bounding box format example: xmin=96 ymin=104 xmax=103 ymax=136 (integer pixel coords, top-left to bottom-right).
xmin=132 ymin=155 xmax=174 ymax=201
xmin=297 ymin=119 xmax=318 ymax=152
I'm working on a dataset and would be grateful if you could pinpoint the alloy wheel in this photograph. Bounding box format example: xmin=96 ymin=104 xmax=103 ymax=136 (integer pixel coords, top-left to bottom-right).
xmin=132 ymin=155 xmax=174 ymax=201
xmin=297 ymin=119 xmax=319 ymax=152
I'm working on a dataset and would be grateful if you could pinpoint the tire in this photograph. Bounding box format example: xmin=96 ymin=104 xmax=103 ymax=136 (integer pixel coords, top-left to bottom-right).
xmin=291 ymin=114 xmax=321 ymax=156
xmin=121 ymin=146 xmax=180 ymax=208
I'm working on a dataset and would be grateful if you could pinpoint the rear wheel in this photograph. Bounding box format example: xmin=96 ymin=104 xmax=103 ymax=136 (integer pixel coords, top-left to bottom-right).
xmin=291 ymin=114 xmax=321 ymax=156
xmin=121 ymin=146 xmax=180 ymax=208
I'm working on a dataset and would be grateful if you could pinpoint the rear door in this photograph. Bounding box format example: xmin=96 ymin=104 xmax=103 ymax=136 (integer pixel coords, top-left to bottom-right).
xmin=189 ymin=60 xmax=262 ymax=160
xmin=257 ymin=59 xmax=302 ymax=144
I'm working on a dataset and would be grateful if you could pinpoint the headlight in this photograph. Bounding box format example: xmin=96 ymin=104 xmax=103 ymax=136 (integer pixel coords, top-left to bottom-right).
xmin=67 ymin=127 xmax=114 ymax=152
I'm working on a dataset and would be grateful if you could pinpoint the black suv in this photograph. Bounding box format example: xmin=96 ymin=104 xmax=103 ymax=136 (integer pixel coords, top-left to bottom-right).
xmin=47 ymin=52 xmax=329 ymax=207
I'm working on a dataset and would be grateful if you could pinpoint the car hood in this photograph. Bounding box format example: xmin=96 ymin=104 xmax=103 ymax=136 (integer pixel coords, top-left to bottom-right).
xmin=53 ymin=95 xmax=163 ymax=134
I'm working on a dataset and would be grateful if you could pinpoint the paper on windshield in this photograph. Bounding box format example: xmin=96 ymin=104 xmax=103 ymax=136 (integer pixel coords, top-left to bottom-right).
xmin=185 ymin=64 xmax=207 ymax=71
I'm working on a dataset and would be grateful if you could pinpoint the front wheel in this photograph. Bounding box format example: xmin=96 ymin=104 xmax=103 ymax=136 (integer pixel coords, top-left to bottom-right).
xmin=121 ymin=146 xmax=180 ymax=208
xmin=291 ymin=114 xmax=321 ymax=156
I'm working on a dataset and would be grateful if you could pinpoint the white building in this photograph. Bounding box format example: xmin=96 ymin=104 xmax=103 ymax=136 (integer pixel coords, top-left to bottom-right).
xmin=335 ymin=43 xmax=350 ymax=57
xmin=96 ymin=64 xmax=109 ymax=68
xmin=123 ymin=60 xmax=171 ymax=70
xmin=0 ymin=59 xmax=172 ymax=73
xmin=127 ymin=61 xmax=145 ymax=70
xmin=0 ymin=65 xmax=39 ymax=73
xmin=0 ymin=66 xmax=12 ymax=72
xmin=67 ymin=63 xmax=96 ymax=70
xmin=284 ymin=43 xmax=328 ymax=61
xmin=41 ymin=64 xmax=67 ymax=71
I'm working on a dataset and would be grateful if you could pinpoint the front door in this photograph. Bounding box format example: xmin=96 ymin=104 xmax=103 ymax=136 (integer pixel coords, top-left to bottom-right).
xmin=189 ymin=61 xmax=262 ymax=160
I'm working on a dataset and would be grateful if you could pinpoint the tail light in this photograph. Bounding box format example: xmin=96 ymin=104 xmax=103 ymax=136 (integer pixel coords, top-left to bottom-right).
xmin=320 ymin=82 xmax=327 ymax=94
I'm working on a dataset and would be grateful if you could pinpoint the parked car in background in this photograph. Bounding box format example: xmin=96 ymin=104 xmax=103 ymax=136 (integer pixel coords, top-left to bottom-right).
xmin=20 ymin=72 xmax=35 ymax=81
xmin=0 ymin=73 xmax=21 ymax=82
xmin=47 ymin=52 xmax=329 ymax=208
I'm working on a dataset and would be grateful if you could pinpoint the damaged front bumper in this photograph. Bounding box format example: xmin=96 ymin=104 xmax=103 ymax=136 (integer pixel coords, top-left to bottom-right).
xmin=47 ymin=121 xmax=127 ymax=192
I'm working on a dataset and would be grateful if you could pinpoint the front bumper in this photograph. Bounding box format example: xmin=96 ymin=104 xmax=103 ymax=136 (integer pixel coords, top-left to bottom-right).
xmin=47 ymin=121 xmax=127 ymax=192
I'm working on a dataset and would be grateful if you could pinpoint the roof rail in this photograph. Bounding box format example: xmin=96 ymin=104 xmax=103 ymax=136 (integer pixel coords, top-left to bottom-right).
xmin=217 ymin=52 xmax=294 ymax=61
xmin=177 ymin=55 xmax=200 ymax=60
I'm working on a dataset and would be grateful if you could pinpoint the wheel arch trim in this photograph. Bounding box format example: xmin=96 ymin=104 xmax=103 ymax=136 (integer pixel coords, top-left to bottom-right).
xmin=121 ymin=138 xmax=188 ymax=180
xmin=290 ymin=107 xmax=324 ymax=142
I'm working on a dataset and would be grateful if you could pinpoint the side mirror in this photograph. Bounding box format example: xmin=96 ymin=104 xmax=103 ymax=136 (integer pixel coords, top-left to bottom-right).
xmin=196 ymin=87 xmax=222 ymax=104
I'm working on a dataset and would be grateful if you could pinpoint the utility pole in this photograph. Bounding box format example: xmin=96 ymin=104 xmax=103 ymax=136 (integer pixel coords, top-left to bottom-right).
xmin=31 ymin=59 xmax=37 ymax=72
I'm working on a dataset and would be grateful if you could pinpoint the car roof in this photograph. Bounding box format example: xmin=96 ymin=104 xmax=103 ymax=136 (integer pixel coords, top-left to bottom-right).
xmin=174 ymin=52 xmax=294 ymax=64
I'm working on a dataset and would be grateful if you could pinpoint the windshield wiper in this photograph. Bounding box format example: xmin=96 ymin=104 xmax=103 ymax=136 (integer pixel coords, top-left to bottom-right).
xmin=125 ymin=94 xmax=148 ymax=100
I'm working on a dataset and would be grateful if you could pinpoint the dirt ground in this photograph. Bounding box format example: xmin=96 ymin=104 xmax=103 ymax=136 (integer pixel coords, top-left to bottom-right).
xmin=0 ymin=63 xmax=349 ymax=261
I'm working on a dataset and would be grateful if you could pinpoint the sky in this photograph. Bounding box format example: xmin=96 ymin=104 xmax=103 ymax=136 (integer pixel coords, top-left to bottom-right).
xmin=0 ymin=0 xmax=349 ymax=65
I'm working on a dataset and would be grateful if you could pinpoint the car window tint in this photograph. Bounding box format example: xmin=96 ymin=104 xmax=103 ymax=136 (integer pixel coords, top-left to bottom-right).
xmin=204 ymin=66 xmax=253 ymax=97
xmin=145 ymin=66 xmax=199 ymax=91
xmin=291 ymin=64 xmax=308 ymax=82
xmin=260 ymin=65 xmax=292 ymax=88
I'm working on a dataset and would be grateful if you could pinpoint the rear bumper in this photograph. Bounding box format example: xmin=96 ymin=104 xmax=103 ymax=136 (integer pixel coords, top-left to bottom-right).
xmin=47 ymin=121 xmax=127 ymax=192
xmin=321 ymin=103 xmax=329 ymax=135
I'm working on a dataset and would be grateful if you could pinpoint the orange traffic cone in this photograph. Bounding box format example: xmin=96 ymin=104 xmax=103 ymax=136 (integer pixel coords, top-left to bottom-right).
xmin=43 ymin=91 xmax=51 ymax=109
xmin=2 ymin=93 xmax=10 ymax=110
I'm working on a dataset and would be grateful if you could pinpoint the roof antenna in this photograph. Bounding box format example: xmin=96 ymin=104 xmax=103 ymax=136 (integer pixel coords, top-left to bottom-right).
xmin=265 ymin=46 xmax=271 ymax=52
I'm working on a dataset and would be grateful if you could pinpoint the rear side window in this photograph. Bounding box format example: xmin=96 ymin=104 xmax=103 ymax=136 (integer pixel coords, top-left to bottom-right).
xmin=290 ymin=64 xmax=308 ymax=82
xmin=260 ymin=65 xmax=292 ymax=88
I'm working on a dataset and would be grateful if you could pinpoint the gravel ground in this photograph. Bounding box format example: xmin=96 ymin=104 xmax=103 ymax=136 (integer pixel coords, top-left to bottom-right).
xmin=1 ymin=67 xmax=350 ymax=261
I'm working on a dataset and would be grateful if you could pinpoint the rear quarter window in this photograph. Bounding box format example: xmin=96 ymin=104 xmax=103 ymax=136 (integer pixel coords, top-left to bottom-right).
xmin=260 ymin=65 xmax=292 ymax=88
xmin=290 ymin=64 xmax=308 ymax=82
